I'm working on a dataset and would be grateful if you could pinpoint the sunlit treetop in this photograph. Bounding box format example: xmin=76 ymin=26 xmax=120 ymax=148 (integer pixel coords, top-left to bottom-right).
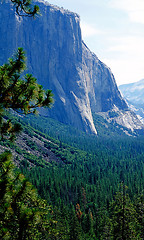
xmin=0 ymin=48 xmax=53 ymax=141
xmin=0 ymin=48 xmax=53 ymax=114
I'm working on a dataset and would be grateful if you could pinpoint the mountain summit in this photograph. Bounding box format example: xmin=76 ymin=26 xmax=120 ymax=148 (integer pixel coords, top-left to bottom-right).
xmin=0 ymin=0 xmax=143 ymax=135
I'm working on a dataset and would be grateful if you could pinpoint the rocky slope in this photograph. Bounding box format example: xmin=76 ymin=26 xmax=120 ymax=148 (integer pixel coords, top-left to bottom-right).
xmin=0 ymin=131 xmax=61 ymax=167
xmin=0 ymin=0 xmax=143 ymax=135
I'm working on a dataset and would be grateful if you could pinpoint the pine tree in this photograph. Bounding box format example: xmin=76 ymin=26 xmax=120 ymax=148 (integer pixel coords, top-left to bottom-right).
xmin=0 ymin=47 xmax=53 ymax=141
xmin=82 ymin=209 xmax=96 ymax=239
xmin=0 ymin=151 xmax=57 ymax=239
xmin=68 ymin=206 xmax=82 ymax=240
xmin=0 ymin=2 xmax=54 ymax=238
xmin=11 ymin=0 xmax=39 ymax=17
xmin=110 ymin=183 xmax=139 ymax=240
xmin=134 ymin=193 xmax=144 ymax=239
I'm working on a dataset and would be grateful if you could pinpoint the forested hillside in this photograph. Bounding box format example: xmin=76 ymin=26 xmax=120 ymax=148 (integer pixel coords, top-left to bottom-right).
xmin=1 ymin=0 xmax=144 ymax=239
xmin=1 ymin=111 xmax=144 ymax=239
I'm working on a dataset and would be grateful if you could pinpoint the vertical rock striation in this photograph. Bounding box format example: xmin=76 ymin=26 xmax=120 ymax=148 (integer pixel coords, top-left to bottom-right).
xmin=0 ymin=0 xmax=142 ymax=134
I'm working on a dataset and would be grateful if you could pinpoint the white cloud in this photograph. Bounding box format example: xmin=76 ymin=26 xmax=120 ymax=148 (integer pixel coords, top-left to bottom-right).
xmin=109 ymin=0 xmax=144 ymax=24
xmin=103 ymin=35 xmax=144 ymax=85
xmin=107 ymin=36 xmax=144 ymax=55
xmin=103 ymin=57 xmax=144 ymax=86
xmin=81 ymin=22 xmax=104 ymax=38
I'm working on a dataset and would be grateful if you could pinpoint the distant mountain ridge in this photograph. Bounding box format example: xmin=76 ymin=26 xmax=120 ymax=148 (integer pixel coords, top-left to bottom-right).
xmin=119 ymin=79 xmax=144 ymax=123
xmin=0 ymin=0 xmax=143 ymax=135
xmin=119 ymin=79 xmax=144 ymax=106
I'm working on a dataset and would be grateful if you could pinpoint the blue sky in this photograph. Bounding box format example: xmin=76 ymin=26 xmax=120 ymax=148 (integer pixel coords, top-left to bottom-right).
xmin=48 ymin=0 xmax=144 ymax=85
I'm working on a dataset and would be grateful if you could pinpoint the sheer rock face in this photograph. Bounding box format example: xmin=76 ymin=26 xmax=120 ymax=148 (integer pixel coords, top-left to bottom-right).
xmin=0 ymin=0 xmax=142 ymax=134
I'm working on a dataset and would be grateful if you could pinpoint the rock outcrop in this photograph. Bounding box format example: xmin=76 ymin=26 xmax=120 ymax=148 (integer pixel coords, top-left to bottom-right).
xmin=0 ymin=0 xmax=143 ymax=134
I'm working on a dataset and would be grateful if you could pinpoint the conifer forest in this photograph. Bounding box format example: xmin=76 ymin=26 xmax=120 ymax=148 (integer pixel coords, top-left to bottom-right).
xmin=1 ymin=0 xmax=144 ymax=239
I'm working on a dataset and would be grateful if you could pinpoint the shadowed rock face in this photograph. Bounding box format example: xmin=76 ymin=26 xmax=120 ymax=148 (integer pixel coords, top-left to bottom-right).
xmin=0 ymin=0 xmax=135 ymax=134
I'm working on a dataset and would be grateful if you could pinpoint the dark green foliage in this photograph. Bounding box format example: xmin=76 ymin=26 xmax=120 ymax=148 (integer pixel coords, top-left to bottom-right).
xmin=109 ymin=184 xmax=138 ymax=239
xmin=11 ymin=0 xmax=40 ymax=17
xmin=1 ymin=1 xmax=144 ymax=238
xmin=2 ymin=109 xmax=144 ymax=239
xmin=0 ymin=1 xmax=56 ymax=238
xmin=68 ymin=206 xmax=82 ymax=240
xmin=0 ymin=151 xmax=56 ymax=239
xmin=134 ymin=193 xmax=144 ymax=239
xmin=13 ymin=116 xmax=144 ymax=239
xmin=0 ymin=48 xmax=53 ymax=114
xmin=0 ymin=48 xmax=53 ymax=141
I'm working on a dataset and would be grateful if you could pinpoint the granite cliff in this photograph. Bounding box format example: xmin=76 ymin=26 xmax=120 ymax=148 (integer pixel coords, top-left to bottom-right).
xmin=0 ymin=0 xmax=143 ymax=135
